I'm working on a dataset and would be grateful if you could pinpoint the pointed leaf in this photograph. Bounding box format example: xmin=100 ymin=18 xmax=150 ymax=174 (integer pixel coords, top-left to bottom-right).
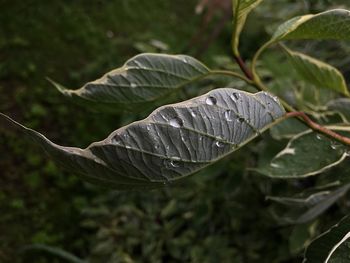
xmin=304 ymin=215 xmax=350 ymax=263
xmin=283 ymin=46 xmax=349 ymax=96
xmin=51 ymin=53 xmax=211 ymax=112
xmin=257 ymin=130 xmax=349 ymax=178
xmin=272 ymin=9 xmax=350 ymax=42
xmin=0 ymin=88 xmax=285 ymax=190
xmin=232 ymin=0 xmax=264 ymax=55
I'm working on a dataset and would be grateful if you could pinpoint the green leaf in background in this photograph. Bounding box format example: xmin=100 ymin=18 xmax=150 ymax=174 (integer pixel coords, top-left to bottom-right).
xmin=0 ymin=88 xmax=285 ymax=190
xmin=253 ymin=9 xmax=350 ymax=74
xmin=231 ymin=0 xmax=264 ymax=55
xmin=51 ymin=53 xmax=211 ymax=112
xmin=327 ymin=98 xmax=350 ymax=123
xmin=257 ymin=130 xmax=349 ymax=178
xmin=270 ymin=118 xmax=308 ymax=140
xmin=272 ymin=9 xmax=350 ymax=42
xmin=283 ymin=46 xmax=349 ymax=96
xmin=303 ymin=215 xmax=350 ymax=263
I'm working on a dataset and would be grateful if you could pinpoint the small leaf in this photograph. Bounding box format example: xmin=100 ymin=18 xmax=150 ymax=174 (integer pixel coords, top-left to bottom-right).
xmin=303 ymin=215 xmax=350 ymax=263
xmin=257 ymin=130 xmax=349 ymax=178
xmin=232 ymin=0 xmax=264 ymax=55
xmin=296 ymin=183 xmax=350 ymax=224
xmin=272 ymin=9 xmax=350 ymax=42
xmin=51 ymin=53 xmax=211 ymax=112
xmin=0 ymin=88 xmax=285 ymax=190
xmin=283 ymin=46 xmax=349 ymax=96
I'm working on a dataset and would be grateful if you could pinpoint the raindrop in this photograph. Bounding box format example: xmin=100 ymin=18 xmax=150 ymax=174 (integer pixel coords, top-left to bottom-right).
xmin=190 ymin=109 xmax=197 ymax=118
xmin=169 ymin=117 xmax=183 ymax=128
xmin=330 ymin=141 xmax=341 ymax=150
xmin=206 ymin=96 xmax=217 ymax=105
xmin=164 ymin=158 xmax=181 ymax=169
xmin=237 ymin=117 xmax=245 ymax=123
xmin=182 ymin=57 xmax=188 ymax=63
xmin=316 ymin=134 xmax=323 ymax=140
xmin=224 ymin=110 xmax=234 ymax=121
xmin=131 ymin=83 xmax=137 ymax=88
xmin=146 ymin=125 xmax=151 ymax=131
xmin=272 ymin=96 xmax=279 ymax=102
xmin=215 ymin=141 xmax=225 ymax=148
xmin=230 ymin=92 xmax=240 ymax=101
xmin=154 ymin=144 xmax=160 ymax=150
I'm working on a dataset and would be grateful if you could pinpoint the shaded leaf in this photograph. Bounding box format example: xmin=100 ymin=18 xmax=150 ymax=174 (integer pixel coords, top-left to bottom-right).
xmin=270 ymin=118 xmax=308 ymax=140
xmin=296 ymin=183 xmax=350 ymax=224
xmin=327 ymin=98 xmax=350 ymax=123
xmin=267 ymin=191 xmax=331 ymax=208
xmin=283 ymin=46 xmax=349 ymax=96
xmin=51 ymin=53 xmax=211 ymax=112
xmin=304 ymin=215 xmax=350 ymax=263
xmin=257 ymin=130 xmax=349 ymax=178
xmin=0 ymin=88 xmax=285 ymax=190
xmin=232 ymin=0 xmax=264 ymax=55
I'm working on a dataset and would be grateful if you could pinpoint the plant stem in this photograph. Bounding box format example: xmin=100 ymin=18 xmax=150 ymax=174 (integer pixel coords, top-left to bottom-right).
xmin=234 ymin=55 xmax=254 ymax=81
xmin=286 ymin=112 xmax=350 ymax=146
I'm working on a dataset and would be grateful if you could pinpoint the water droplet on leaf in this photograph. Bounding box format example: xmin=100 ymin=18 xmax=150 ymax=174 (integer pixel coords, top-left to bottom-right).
xmin=131 ymin=83 xmax=137 ymax=88
xmin=224 ymin=110 xmax=234 ymax=121
xmin=215 ymin=141 xmax=225 ymax=148
xmin=206 ymin=96 xmax=217 ymax=105
xmin=231 ymin=92 xmax=240 ymax=101
xmin=169 ymin=117 xmax=183 ymax=128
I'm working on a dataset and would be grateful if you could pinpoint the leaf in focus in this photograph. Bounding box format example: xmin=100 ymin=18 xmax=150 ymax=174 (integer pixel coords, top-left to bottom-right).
xmin=283 ymin=46 xmax=349 ymax=96
xmin=0 ymin=88 xmax=285 ymax=190
xmin=51 ymin=53 xmax=211 ymax=112
xmin=231 ymin=0 xmax=264 ymax=55
xmin=257 ymin=130 xmax=349 ymax=178
xmin=303 ymin=215 xmax=350 ymax=263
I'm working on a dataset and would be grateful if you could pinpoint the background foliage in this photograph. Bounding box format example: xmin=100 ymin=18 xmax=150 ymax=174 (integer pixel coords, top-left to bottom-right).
xmin=1 ymin=0 xmax=350 ymax=262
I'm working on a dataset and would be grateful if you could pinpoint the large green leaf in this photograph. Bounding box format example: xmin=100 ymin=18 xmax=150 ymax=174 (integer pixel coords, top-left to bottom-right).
xmin=257 ymin=130 xmax=349 ymax=178
xmin=51 ymin=53 xmax=211 ymax=112
xmin=0 ymin=88 xmax=285 ymax=190
xmin=272 ymin=9 xmax=350 ymax=42
xmin=283 ymin=46 xmax=349 ymax=96
xmin=253 ymin=9 xmax=350 ymax=75
xmin=303 ymin=215 xmax=350 ymax=263
xmin=231 ymin=0 xmax=264 ymax=55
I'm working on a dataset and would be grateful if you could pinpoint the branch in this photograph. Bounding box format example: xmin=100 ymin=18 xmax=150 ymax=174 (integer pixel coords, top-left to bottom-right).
xmin=286 ymin=112 xmax=350 ymax=146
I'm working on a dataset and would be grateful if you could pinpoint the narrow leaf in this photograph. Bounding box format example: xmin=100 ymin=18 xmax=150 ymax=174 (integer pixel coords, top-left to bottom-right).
xmin=304 ymin=215 xmax=350 ymax=263
xmin=51 ymin=53 xmax=211 ymax=112
xmin=283 ymin=46 xmax=349 ymax=96
xmin=257 ymin=130 xmax=349 ymax=178
xmin=232 ymin=0 xmax=264 ymax=55
xmin=0 ymin=88 xmax=285 ymax=190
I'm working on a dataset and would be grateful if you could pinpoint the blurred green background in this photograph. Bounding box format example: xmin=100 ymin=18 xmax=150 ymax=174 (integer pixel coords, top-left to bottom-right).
xmin=1 ymin=0 xmax=349 ymax=262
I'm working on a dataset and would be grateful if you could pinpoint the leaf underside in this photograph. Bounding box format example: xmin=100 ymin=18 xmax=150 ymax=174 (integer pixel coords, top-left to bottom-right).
xmin=51 ymin=53 xmax=210 ymax=112
xmin=284 ymin=47 xmax=349 ymax=96
xmin=0 ymin=88 xmax=285 ymax=190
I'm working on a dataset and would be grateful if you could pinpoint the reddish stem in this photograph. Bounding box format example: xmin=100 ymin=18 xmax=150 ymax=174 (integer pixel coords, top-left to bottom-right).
xmin=286 ymin=112 xmax=350 ymax=146
xmin=234 ymin=55 xmax=254 ymax=80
